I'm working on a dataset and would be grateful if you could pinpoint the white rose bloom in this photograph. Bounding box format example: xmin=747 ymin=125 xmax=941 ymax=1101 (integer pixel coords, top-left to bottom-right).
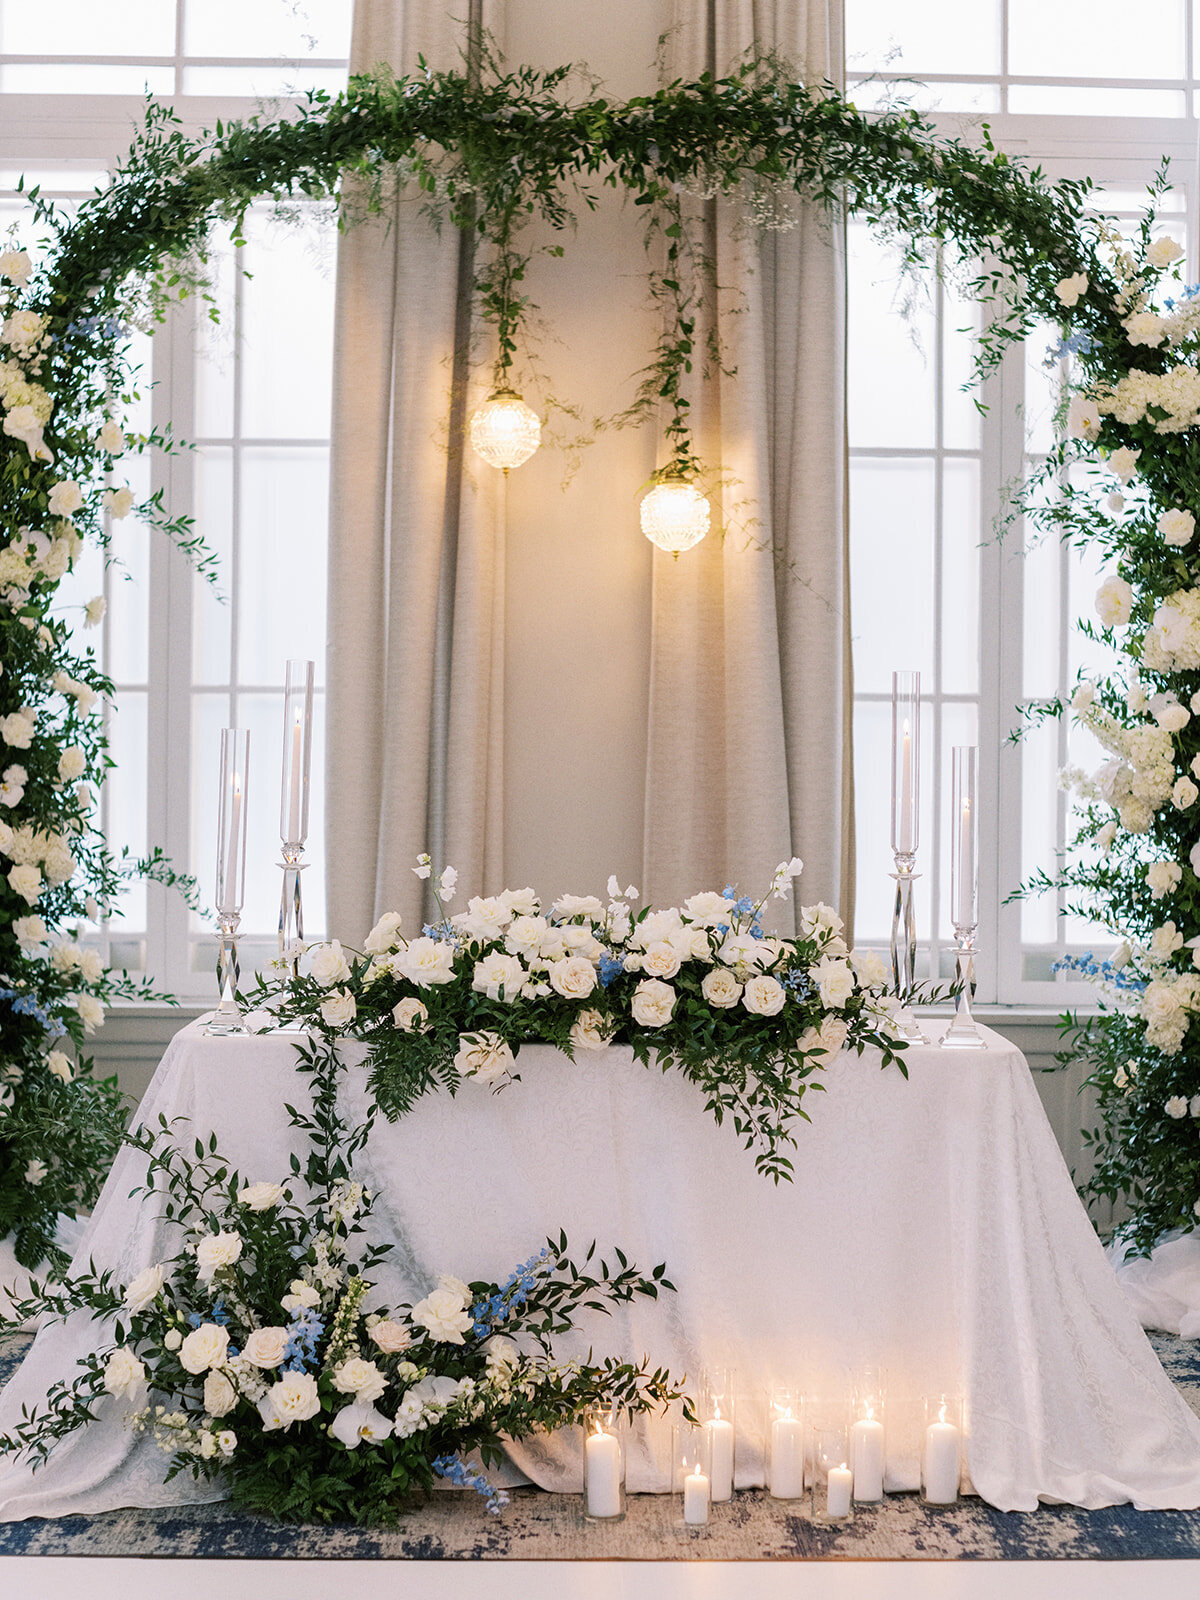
xmin=242 ymin=1327 xmax=290 ymax=1369
xmin=262 ymin=1371 xmax=321 ymax=1429
xmin=569 ymin=1008 xmax=610 ymax=1051
xmin=504 ymin=914 xmax=549 ymax=958
xmin=411 ymin=1286 xmax=474 ymax=1344
xmin=1066 ymin=394 xmax=1101 ymax=440
xmin=683 ymin=890 xmax=734 ymax=926
xmin=850 ymin=950 xmax=890 ymax=990
xmin=238 ymin=1181 xmax=285 ymax=1211
xmin=1126 ymin=312 xmax=1167 ymax=348
xmin=392 ymin=997 xmax=429 ymax=1032
xmin=551 ymin=894 xmax=604 ymax=921
xmin=331 ymin=1402 xmax=393 ymax=1449
xmin=1148 ymin=235 xmax=1185 ymax=267
xmin=1150 ymin=923 xmax=1185 ymax=960
xmin=84 ymin=595 xmax=106 ymax=628
xmin=1166 ymin=1096 xmax=1189 ymax=1119
xmin=179 ymin=1323 xmax=231 ymax=1375
xmin=123 ymin=1263 xmax=166 ymax=1313
xmin=1147 ymin=861 xmax=1183 ymax=899
xmin=0 ymin=709 xmax=35 ymax=747
xmin=369 ymin=1318 xmax=412 ymax=1354
xmin=320 ymin=988 xmax=357 ymax=1029
xmin=548 ymin=954 xmax=599 ymax=998
xmin=0 ymin=249 xmax=32 ymax=285
xmin=333 ymin=1358 xmax=388 ymax=1403
xmin=742 ymin=974 xmax=787 ymax=1016
xmin=630 ymin=977 xmax=676 ymax=1027
xmin=630 ymin=908 xmax=685 ymax=948
xmin=483 ymin=1334 xmax=521 ymax=1372
xmin=471 ymin=950 xmax=526 ymax=1001
xmin=364 ymin=911 xmax=404 ymax=953
xmin=9 ymin=863 xmax=41 ymax=904
xmin=203 ymin=1369 xmax=238 ymax=1417
xmin=819 ymin=1014 xmax=849 ymax=1058
xmin=452 ymin=1030 xmax=514 ymax=1085
xmin=194 ymin=1229 xmax=243 ymax=1284
xmin=1108 ymin=447 xmax=1141 ymax=483
xmin=812 ymin=955 xmax=856 ymax=1010
xmin=103 ymin=1347 xmax=145 ymax=1399
xmin=47 ymin=479 xmax=83 ymax=516
xmin=1071 ymin=681 xmax=1095 ymax=712
xmin=395 ymin=936 xmax=456 ymax=987
xmin=640 ymin=941 xmax=683 ymax=981
xmin=454 ymin=894 xmax=513 ymax=943
xmin=97 ymin=420 xmax=125 ymax=455
xmin=13 ymin=914 xmax=46 ymax=948
xmin=308 ymin=939 xmax=352 ymax=987
xmin=101 ymin=485 xmax=135 ymax=519
xmin=701 ymin=967 xmax=743 ymax=1009
xmin=501 ymin=886 xmax=540 ymax=916
xmin=45 ymin=1048 xmax=73 ymax=1083
xmin=57 ymin=745 xmax=86 ymax=782
xmin=23 ymin=1157 xmax=47 ymax=1185
xmin=1174 ymin=777 xmax=1199 ymax=810
xmin=1159 ymin=508 xmax=1196 ymax=547
xmin=1155 ymin=700 xmax=1191 ymax=732
xmin=1054 ymin=272 xmax=1088 ymax=306
xmin=77 ymin=948 xmax=105 ymax=982
xmin=1095 ymin=576 xmax=1133 ymax=628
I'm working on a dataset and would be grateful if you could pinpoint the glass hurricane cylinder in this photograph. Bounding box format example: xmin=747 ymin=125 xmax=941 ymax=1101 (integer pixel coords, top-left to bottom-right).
xmin=850 ymin=1368 xmax=887 ymax=1505
xmin=889 ymin=671 xmax=928 ymax=1040
xmin=922 ymin=1395 xmax=964 ymax=1507
xmin=767 ymin=1385 xmax=805 ymax=1500
xmin=210 ymin=728 xmax=249 ymax=1035
xmin=278 ymin=659 xmax=314 ymax=972
xmin=700 ymin=1367 xmax=736 ymax=1503
xmin=673 ymin=1423 xmax=711 ymax=1527
xmin=811 ymin=1422 xmax=854 ymax=1524
xmin=941 ymin=744 xmax=987 ymax=1050
xmin=581 ymin=1403 xmax=625 ymax=1522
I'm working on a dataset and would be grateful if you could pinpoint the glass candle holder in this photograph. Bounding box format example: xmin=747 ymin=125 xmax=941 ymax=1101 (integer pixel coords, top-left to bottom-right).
xmin=850 ymin=1368 xmax=887 ymax=1505
xmin=673 ymin=1423 xmax=711 ymax=1527
xmin=811 ymin=1422 xmax=854 ymax=1524
xmin=582 ymin=1403 xmax=625 ymax=1522
xmin=767 ymin=1385 xmax=806 ymax=1500
xmin=700 ymin=1367 xmax=736 ymax=1503
xmin=922 ymin=1394 xmax=964 ymax=1507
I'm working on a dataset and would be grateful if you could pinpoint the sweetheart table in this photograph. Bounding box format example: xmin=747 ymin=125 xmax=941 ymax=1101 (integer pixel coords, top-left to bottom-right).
xmin=2 ymin=1018 xmax=1200 ymax=1519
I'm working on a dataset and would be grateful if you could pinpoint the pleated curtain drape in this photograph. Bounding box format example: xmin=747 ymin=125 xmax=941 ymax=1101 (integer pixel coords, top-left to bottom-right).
xmin=325 ymin=0 xmax=852 ymax=941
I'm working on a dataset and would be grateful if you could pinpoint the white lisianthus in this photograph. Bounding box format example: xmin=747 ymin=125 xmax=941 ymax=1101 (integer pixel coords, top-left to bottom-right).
xmin=333 ymin=1358 xmax=388 ymax=1403
xmin=242 ymin=1327 xmax=289 ymax=1369
xmin=812 ymin=955 xmax=856 ymax=1009
xmin=1148 ymin=236 xmax=1185 ymax=268
xmin=411 ymin=1286 xmax=474 ymax=1344
xmin=57 ymin=745 xmax=86 ymax=781
xmin=1174 ymin=777 xmax=1199 ymax=810
xmin=452 ymin=1030 xmax=514 ymax=1085
xmin=799 ymin=902 xmax=846 ymax=946
xmin=103 ymin=1347 xmax=145 ymax=1399
xmin=179 ymin=1323 xmax=231 ymax=1375
xmin=1108 ymin=446 xmax=1141 ymax=483
xmin=392 ymin=996 xmax=429 ymax=1032
xmin=742 ymin=974 xmax=786 ymax=1016
xmin=363 ymin=911 xmax=404 ymax=953
xmin=1166 ymin=1096 xmax=1189 ymax=1119
xmin=395 ymin=936 xmax=456 ymax=987
xmin=308 ymin=940 xmax=351 ymax=987
xmin=1066 ymin=394 xmax=1101 ymax=441
xmin=548 ymin=954 xmax=600 ymax=998
xmin=471 ymin=950 xmax=526 ymax=1002
xmin=701 ymin=967 xmax=743 ymax=1009
xmin=640 ymin=942 xmax=683 ymax=981
xmin=262 ymin=1371 xmax=321 ymax=1429
xmin=203 ymin=1370 xmax=238 ymax=1418
xmin=23 ymin=1157 xmax=47 ymax=1185
xmin=123 ymin=1263 xmax=166 ymax=1313
xmin=84 ymin=595 xmax=106 ymax=628
xmin=1054 ymin=272 xmax=1088 ymax=306
xmin=569 ymin=1008 xmax=610 ymax=1051
xmin=102 ymin=485 xmax=135 ymax=519
xmin=47 ymin=479 xmax=83 ymax=516
xmin=1095 ymin=576 xmax=1133 ymax=628
xmin=1126 ymin=312 xmax=1167 ymax=348
xmin=194 ymin=1230 xmax=243 ymax=1284
xmin=369 ymin=1318 xmax=412 ymax=1354
xmin=319 ymin=988 xmax=356 ymax=1029
xmin=331 ymin=1402 xmax=393 ymax=1449
xmin=45 ymin=1048 xmax=73 ymax=1083
xmin=630 ymin=977 xmax=676 ymax=1027
xmin=238 ymin=1181 xmax=285 ymax=1211
xmin=1159 ymin=508 xmax=1195 ymax=547
xmin=1147 ymin=861 xmax=1183 ymax=899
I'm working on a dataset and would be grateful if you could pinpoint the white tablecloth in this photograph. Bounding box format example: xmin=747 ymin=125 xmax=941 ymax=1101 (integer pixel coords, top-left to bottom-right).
xmin=3 ymin=1020 xmax=1200 ymax=1518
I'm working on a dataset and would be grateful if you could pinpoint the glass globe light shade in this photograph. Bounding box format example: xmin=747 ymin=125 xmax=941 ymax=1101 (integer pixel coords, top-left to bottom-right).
xmin=469 ymin=389 xmax=542 ymax=472
xmin=639 ymin=479 xmax=711 ymax=554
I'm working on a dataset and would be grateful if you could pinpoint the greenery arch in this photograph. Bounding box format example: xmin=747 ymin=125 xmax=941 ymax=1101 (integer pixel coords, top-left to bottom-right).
xmin=0 ymin=49 xmax=1184 ymax=1273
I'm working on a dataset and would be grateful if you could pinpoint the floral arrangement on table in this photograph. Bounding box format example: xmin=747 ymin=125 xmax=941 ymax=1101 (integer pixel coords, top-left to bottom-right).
xmin=0 ymin=1038 xmax=684 ymax=1525
xmin=250 ymin=858 xmax=906 ymax=1185
xmin=1012 ymin=182 xmax=1200 ymax=1251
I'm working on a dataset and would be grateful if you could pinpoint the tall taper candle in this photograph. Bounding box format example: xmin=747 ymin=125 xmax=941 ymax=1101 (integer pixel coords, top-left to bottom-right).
xmin=891 ymin=671 xmax=920 ymax=856
xmin=280 ymin=659 xmax=314 ymax=846
xmin=215 ymin=728 xmax=250 ymax=917
xmin=950 ymin=746 xmax=978 ymax=929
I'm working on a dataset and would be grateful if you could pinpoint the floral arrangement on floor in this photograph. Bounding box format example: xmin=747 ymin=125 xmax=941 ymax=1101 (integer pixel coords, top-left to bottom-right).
xmin=1013 ymin=183 xmax=1200 ymax=1251
xmin=0 ymin=1038 xmax=684 ymax=1525
xmin=250 ymin=858 xmax=907 ymax=1184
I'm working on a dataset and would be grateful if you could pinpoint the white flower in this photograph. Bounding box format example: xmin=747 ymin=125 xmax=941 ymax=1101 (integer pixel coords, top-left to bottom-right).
xmin=194 ymin=1230 xmax=243 ymax=1284
xmin=261 ymin=1371 xmax=321 ymax=1429
xmin=1125 ymin=312 xmax=1167 ymax=348
xmin=850 ymin=950 xmax=890 ymax=990
xmin=569 ymin=1008 xmax=610 ymax=1051
xmin=47 ymin=479 xmax=83 ymax=516
xmin=630 ymin=977 xmax=676 ymax=1027
xmin=812 ymin=955 xmax=856 ymax=1009
xmin=700 ymin=967 xmax=743 ymax=1008
xmin=1108 ymin=491 xmax=1125 ymax=515
xmin=57 ymin=745 xmax=86 ymax=781
xmin=364 ymin=911 xmax=404 ymax=953
xmin=84 ymin=595 xmax=106 ymax=628
xmin=1147 ymin=861 xmax=1183 ymax=899
xmin=0 ymin=708 xmax=36 ymax=747
xmin=1155 ymin=698 xmax=1191 ymax=731
xmin=455 ymin=894 xmax=513 ymax=943
xmin=333 ymin=1358 xmax=388 ymax=1403
xmin=452 ymin=1030 xmax=513 ymax=1085
xmin=413 ymin=853 xmax=432 ymax=879
xmin=102 ymin=485 xmax=135 ymax=519
xmin=548 ymin=954 xmax=599 ymax=998
xmin=1150 ymin=923 xmax=1185 ymax=960
xmin=1159 ymin=508 xmax=1195 ymax=547
xmin=280 ymin=1279 xmax=321 ymax=1314
xmin=411 ymin=1286 xmax=474 ymax=1344
xmin=0 ymin=249 xmax=31 ymax=285
xmin=123 ymin=1263 xmax=165 ymax=1313
xmin=308 ymin=940 xmax=351 ymax=987
xmin=23 ymin=1156 xmax=47 ymax=1184
xmin=179 ymin=1323 xmax=231 ymax=1375
xmin=742 ymin=974 xmax=786 ymax=1016
xmin=392 ymin=996 xmax=429 ymax=1032
xmin=1148 ymin=236 xmax=1184 ymax=268
xmin=799 ymin=902 xmax=846 ymax=946
xmin=438 ymin=865 xmax=457 ymax=901
xmin=242 ymin=1327 xmax=289 ymax=1369
xmin=819 ymin=1014 xmax=849 ymax=1057
xmin=640 ymin=942 xmax=682 ymax=981
xmin=238 ymin=1180 xmax=285 ymax=1211
xmin=45 ymin=1048 xmax=73 ymax=1083
xmin=72 ymin=992 xmax=103 ymax=1032
xmin=331 ymin=1402 xmax=393 ymax=1449
xmin=483 ymin=1334 xmax=521 ymax=1372
xmin=163 ymin=1328 xmax=182 ymax=1352
xmin=1095 ymin=576 xmax=1133 ymax=628
xmin=1174 ymin=777 xmax=1199 ymax=810
xmin=97 ymin=420 xmax=125 ymax=455
xmin=1055 ymin=272 xmax=1088 ymax=307
xmin=320 ymin=988 xmax=356 ymax=1029
xmin=471 ymin=950 xmax=526 ymax=1001
xmin=395 ymin=936 xmax=456 ymax=987
xmin=369 ymin=1318 xmax=412 ymax=1354
xmin=683 ymin=890 xmax=734 ymax=925
xmin=1167 ymin=1096 xmax=1189 ymax=1119
xmin=1108 ymin=447 xmax=1141 ymax=483
xmin=551 ymin=893 xmax=605 ymax=921
xmin=1066 ymin=395 xmax=1101 ymax=441
xmin=1071 ymin=681 xmax=1095 ymax=712
xmin=203 ymin=1369 xmax=238 ymax=1418
xmin=103 ymin=1347 xmax=145 ymax=1399
xmin=13 ymin=914 xmax=46 ymax=949
xmin=504 ymin=914 xmax=549 ymax=958
xmin=9 ymin=863 xmax=41 ymax=903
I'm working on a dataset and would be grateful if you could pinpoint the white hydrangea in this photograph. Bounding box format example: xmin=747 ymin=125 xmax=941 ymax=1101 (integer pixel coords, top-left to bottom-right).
xmin=1098 ymin=365 xmax=1200 ymax=434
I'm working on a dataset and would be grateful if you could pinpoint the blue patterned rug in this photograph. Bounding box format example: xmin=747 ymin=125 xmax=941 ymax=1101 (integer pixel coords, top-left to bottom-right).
xmin=3 ymin=1330 xmax=1200 ymax=1560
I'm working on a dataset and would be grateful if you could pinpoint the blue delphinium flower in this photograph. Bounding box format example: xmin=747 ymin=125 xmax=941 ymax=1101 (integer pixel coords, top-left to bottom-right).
xmin=282 ymin=1306 xmax=325 ymax=1371
xmin=598 ymin=955 xmax=624 ymax=988
xmin=433 ymin=1453 xmax=509 ymax=1515
xmin=470 ymin=1248 xmax=552 ymax=1334
xmin=1052 ymin=951 xmax=1145 ymax=994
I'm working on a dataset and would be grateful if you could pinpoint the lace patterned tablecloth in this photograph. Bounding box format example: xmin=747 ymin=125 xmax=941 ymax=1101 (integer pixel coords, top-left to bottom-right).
xmin=3 ymin=1019 xmax=1200 ymax=1518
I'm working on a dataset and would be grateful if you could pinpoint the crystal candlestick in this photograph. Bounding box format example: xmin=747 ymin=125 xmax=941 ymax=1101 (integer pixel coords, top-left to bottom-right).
xmin=890 ymin=671 xmax=927 ymax=1042
xmin=278 ymin=659 xmax=314 ymax=974
xmin=941 ymin=745 xmax=987 ymax=1050
xmin=209 ymin=728 xmax=249 ymax=1035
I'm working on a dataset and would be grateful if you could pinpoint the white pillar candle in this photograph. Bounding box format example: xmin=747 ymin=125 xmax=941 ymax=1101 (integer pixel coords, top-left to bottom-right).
xmin=851 ymin=1415 xmax=885 ymax=1502
xmin=826 ymin=1463 xmax=853 ymax=1519
xmin=899 ymin=723 xmax=913 ymax=851
xmin=769 ymin=1415 xmax=805 ymax=1499
xmin=924 ymin=1418 xmax=961 ymax=1504
xmin=705 ymin=1415 xmax=734 ymax=1502
xmin=585 ymin=1428 xmax=622 ymax=1517
xmin=956 ymin=795 xmax=974 ymax=925
xmin=286 ymin=710 xmax=302 ymax=843
xmin=683 ymin=1466 xmax=710 ymax=1525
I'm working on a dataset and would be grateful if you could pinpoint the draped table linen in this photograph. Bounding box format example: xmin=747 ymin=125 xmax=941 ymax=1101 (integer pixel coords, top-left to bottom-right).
xmin=2 ymin=1021 xmax=1200 ymax=1518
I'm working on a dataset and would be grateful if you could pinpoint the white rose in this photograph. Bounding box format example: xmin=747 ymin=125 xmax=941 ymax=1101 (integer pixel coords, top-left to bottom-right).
xmin=504 ymin=914 xmax=549 ymax=958
xmin=57 ymin=745 xmax=86 ymax=781
xmin=1148 ymin=236 xmax=1184 ymax=267
xmin=320 ymin=988 xmax=356 ymax=1029
xmin=1155 ymin=701 xmax=1191 ymax=732
xmin=97 ymin=420 xmax=125 ymax=455
xmin=819 ymin=1014 xmax=849 ymax=1057
xmin=569 ymin=1007 xmax=610 ymax=1051
xmin=262 ymin=1371 xmax=321 ymax=1429
xmin=551 ymin=894 xmax=604 ymax=921
xmin=471 ymin=950 xmax=526 ymax=1002
xmin=483 ymin=1334 xmax=521 ymax=1372
xmin=452 ymin=1030 xmax=514 ymax=1085
xmin=364 ymin=911 xmax=404 ymax=953
xmin=45 ymin=1048 xmax=73 ymax=1083
xmin=392 ymin=997 xmax=429 ymax=1032
xmin=742 ymin=974 xmax=786 ymax=1016
xmin=1150 ymin=923 xmax=1185 ymax=960
xmin=548 ymin=954 xmax=599 ymax=998
xmin=411 ymin=1286 xmax=474 ymax=1344
xmin=812 ymin=955 xmax=856 ymax=1009
xmin=9 ymin=863 xmax=41 ymax=903
xmin=701 ymin=967 xmax=743 ymax=1008
xmin=179 ymin=1323 xmax=231 ymax=1375
xmin=1159 ymin=509 xmax=1195 ymax=547
xmin=1126 ymin=312 xmax=1167 ymax=348
xmin=369 ymin=1318 xmax=412 ymax=1354
xmin=333 ymin=1358 xmax=388 ymax=1403
xmin=0 ymin=249 xmax=31 ymax=285
xmin=102 ymin=485 xmax=135 ymax=519
xmin=1166 ymin=1096 xmax=1189 ymax=1119
xmin=682 ymin=891 xmax=732 ymax=926
xmin=238 ymin=1181 xmax=285 ymax=1211
xmin=123 ymin=1263 xmax=166 ymax=1314
xmin=308 ymin=940 xmax=351 ymax=987
xmin=13 ymin=914 xmax=47 ymax=949
xmin=242 ymin=1327 xmax=289 ymax=1369
xmin=1054 ymin=272 xmax=1088 ymax=307
xmin=103 ymin=1347 xmax=145 ymax=1399
xmin=640 ymin=941 xmax=682 ymax=981
xmin=395 ymin=936 xmax=456 ymax=987
xmin=47 ymin=480 xmax=83 ymax=516
xmin=1174 ymin=778 xmax=1199 ymax=810
xmin=73 ymin=992 xmax=104 ymax=1033
xmin=454 ymin=894 xmax=513 ymax=943
xmin=1067 ymin=395 xmax=1101 ymax=441
xmin=1108 ymin=447 xmax=1141 ymax=484
xmin=78 ymin=948 xmax=105 ymax=981
xmin=331 ymin=1402 xmax=393 ymax=1449
xmin=1095 ymin=576 xmax=1133 ymax=628
xmin=850 ymin=950 xmax=890 ymax=990
xmin=1147 ymin=861 xmax=1183 ymax=899
xmin=194 ymin=1229 xmax=243 ymax=1284
xmin=203 ymin=1369 xmax=238 ymax=1418
xmin=630 ymin=977 xmax=676 ymax=1027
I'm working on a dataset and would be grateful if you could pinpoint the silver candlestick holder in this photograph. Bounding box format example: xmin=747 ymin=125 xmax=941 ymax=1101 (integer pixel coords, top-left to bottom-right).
xmin=278 ymin=843 xmax=307 ymax=975
xmin=890 ymin=852 xmax=929 ymax=1043
xmin=209 ymin=910 xmax=246 ymax=1035
xmin=939 ymin=927 xmax=987 ymax=1050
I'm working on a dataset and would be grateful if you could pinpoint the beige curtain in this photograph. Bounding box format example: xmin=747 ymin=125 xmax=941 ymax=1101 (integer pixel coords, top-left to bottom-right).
xmin=325 ymin=0 xmax=505 ymax=941
xmin=645 ymin=0 xmax=853 ymax=933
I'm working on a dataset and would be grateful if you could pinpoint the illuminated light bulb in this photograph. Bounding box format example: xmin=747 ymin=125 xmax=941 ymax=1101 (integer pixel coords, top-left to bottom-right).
xmin=639 ymin=477 xmax=711 ymax=554
xmin=468 ymin=388 xmax=541 ymax=473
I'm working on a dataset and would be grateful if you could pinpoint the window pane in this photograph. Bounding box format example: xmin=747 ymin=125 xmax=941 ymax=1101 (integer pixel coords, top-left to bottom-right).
xmin=0 ymin=64 xmax=174 ymax=93
xmin=0 ymin=0 xmax=175 ymax=55
xmin=239 ymin=209 xmax=336 ymax=439
xmin=1020 ymin=719 xmax=1060 ymax=946
xmin=106 ymin=690 xmax=149 ymax=933
xmin=193 ymin=448 xmax=234 ymax=686
xmin=182 ymin=0 xmax=351 ymax=60
xmin=847 ymin=0 xmax=1001 ymax=75
xmin=237 ymin=446 xmax=328 ymax=686
xmin=848 ymin=225 xmax=937 ymax=450
xmin=846 ymin=79 xmax=1003 ymax=114
xmin=941 ymin=458 xmax=980 ymax=695
xmin=1022 ymin=524 xmax=1061 ymax=702
xmin=194 ymin=233 xmax=237 ymax=440
xmin=850 ymin=458 xmax=937 ymax=693
xmin=1007 ymin=85 xmax=1186 ymax=116
xmin=942 ymin=293 xmax=982 ymax=452
xmin=181 ymin=65 xmax=348 ymax=97
xmin=1008 ymin=0 xmax=1185 ymax=79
